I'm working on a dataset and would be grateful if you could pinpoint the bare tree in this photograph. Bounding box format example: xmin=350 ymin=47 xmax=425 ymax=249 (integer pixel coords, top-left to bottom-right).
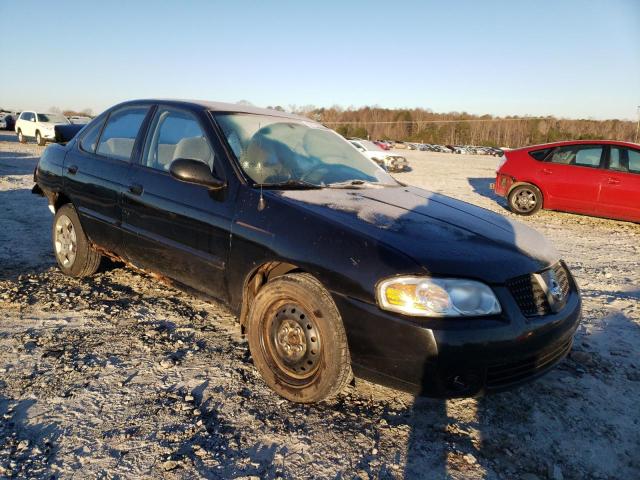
xmin=295 ymin=106 xmax=636 ymax=147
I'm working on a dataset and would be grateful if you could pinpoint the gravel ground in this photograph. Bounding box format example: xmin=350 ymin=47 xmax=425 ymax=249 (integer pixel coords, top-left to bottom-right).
xmin=1 ymin=133 xmax=639 ymax=479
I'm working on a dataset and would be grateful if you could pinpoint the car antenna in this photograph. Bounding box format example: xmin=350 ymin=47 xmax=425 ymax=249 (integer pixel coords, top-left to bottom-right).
xmin=258 ymin=184 xmax=266 ymax=211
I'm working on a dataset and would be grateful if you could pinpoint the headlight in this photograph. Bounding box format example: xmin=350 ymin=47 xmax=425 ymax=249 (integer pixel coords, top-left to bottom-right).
xmin=377 ymin=276 xmax=501 ymax=317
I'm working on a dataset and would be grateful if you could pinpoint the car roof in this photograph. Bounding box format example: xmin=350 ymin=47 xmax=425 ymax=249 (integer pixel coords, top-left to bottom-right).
xmin=515 ymin=139 xmax=640 ymax=151
xmin=111 ymin=99 xmax=311 ymax=122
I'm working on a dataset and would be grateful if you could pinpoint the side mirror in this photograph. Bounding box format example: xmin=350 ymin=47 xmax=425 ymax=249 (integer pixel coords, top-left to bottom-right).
xmin=169 ymin=158 xmax=226 ymax=190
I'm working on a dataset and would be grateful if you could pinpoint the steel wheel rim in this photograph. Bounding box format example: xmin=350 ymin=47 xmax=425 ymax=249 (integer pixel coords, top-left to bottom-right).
xmin=54 ymin=214 xmax=77 ymax=267
xmin=262 ymin=302 xmax=322 ymax=383
xmin=513 ymin=189 xmax=537 ymax=212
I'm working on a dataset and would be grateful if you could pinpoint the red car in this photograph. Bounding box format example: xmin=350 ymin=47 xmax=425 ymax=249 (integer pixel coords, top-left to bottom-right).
xmin=493 ymin=140 xmax=640 ymax=223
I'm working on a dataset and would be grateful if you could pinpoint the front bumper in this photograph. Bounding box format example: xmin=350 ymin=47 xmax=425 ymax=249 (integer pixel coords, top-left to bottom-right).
xmin=333 ymin=281 xmax=581 ymax=397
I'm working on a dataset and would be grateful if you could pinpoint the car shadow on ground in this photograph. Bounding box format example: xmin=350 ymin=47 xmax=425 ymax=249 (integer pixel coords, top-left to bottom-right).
xmin=467 ymin=177 xmax=509 ymax=210
xmin=0 ymin=390 xmax=62 ymax=477
xmin=0 ymin=151 xmax=40 ymax=176
xmin=0 ymin=187 xmax=52 ymax=282
xmin=402 ymin=292 xmax=640 ymax=479
xmin=0 ymin=132 xmax=19 ymax=143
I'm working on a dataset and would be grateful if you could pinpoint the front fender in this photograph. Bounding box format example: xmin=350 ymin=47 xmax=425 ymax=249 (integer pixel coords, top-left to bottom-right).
xmin=226 ymin=187 xmax=424 ymax=314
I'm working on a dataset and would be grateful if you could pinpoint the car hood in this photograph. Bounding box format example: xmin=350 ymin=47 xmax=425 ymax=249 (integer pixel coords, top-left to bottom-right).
xmin=276 ymin=186 xmax=558 ymax=283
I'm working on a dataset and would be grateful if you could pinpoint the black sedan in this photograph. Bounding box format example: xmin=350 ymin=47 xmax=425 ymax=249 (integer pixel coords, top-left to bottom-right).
xmin=33 ymin=99 xmax=581 ymax=403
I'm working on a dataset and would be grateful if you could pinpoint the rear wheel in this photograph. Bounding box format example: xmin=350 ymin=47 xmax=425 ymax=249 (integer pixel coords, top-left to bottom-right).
xmin=53 ymin=204 xmax=102 ymax=277
xmin=247 ymin=273 xmax=352 ymax=403
xmin=36 ymin=131 xmax=46 ymax=146
xmin=17 ymin=129 xmax=25 ymax=143
xmin=508 ymin=184 xmax=542 ymax=215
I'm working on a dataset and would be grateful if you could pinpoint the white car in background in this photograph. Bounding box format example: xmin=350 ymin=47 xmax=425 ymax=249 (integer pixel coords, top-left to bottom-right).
xmin=68 ymin=115 xmax=92 ymax=125
xmin=15 ymin=111 xmax=71 ymax=145
xmin=349 ymin=139 xmax=409 ymax=173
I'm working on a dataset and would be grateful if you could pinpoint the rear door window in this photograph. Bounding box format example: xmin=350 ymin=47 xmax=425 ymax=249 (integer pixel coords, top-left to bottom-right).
xmin=549 ymin=145 xmax=603 ymax=167
xmin=96 ymin=106 xmax=150 ymax=161
xmin=609 ymin=147 xmax=640 ymax=174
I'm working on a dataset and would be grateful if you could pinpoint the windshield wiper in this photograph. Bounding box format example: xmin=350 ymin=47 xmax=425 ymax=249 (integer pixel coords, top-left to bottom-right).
xmin=327 ymin=179 xmax=384 ymax=189
xmin=252 ymin=179 xmax=323 ymax=190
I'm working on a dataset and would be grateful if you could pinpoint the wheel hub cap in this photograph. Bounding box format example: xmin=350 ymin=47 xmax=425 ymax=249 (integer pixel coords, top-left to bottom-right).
xmin=515 ymin=190 xmax=536 ymax=211
xmin=54 ymin=215 xmax=77 ymax=267
xmin=269 ymin=304 xmax=321 ymax=378
xmin=276 ymin=319 xmax=306 ymax=361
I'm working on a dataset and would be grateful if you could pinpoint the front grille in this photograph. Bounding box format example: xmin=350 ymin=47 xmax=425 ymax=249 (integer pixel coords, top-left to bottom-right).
xmin=486 ymin=338 xmax=572 ymax=388
xmin=552 ymin=262 xmax=570 ymax=299
xmin=507 ymin=273 xmax=550 ymax=316
xmin=507 ymin=261 xmax=572 ymax=317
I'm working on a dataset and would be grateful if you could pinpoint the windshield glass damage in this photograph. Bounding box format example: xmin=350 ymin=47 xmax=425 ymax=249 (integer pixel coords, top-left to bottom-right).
xmin=214 ymin=113 xmax=397 ymax=187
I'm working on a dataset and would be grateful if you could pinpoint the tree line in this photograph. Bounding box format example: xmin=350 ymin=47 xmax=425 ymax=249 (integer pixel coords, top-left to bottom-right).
xmin=283 ymin=106 xmax=637 ymax=148
xmin=48 ymin=106 xmax=94 ymax=117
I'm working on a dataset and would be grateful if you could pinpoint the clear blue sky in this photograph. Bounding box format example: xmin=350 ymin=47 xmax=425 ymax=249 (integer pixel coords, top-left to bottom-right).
xmin=1 ymin=0 xmax=638 ymax=120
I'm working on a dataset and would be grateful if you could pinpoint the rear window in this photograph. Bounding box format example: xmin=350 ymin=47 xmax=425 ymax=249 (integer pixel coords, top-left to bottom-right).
xmin=79 ymin=118 xmax=106 ymax=153
xmin=610 ymin=147 xmax=640 ymax=174
xmin=528 ymin=148 xmax=551 ymax=161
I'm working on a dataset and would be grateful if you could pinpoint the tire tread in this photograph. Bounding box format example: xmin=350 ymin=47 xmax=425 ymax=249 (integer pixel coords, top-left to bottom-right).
xmin=53 ymin=204 xmax=102 ymax=277
xmin=247 ymin=272 xmax=352 ymax=403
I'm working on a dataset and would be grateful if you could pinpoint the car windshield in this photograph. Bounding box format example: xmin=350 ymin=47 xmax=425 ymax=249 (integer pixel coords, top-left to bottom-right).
xmin=37 ymin=113 xmax=70 ymax=124
xmin=214 ymin=113 xmax=397 ymax=187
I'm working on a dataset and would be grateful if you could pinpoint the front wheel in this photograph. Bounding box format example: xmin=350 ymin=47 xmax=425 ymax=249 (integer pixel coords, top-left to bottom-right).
xmin=53 ymin=204 xmax=102 ymax=277
xmin=17 ymin=129 xmax=25 ymax=143
xmin=508 ymin=184 xmax=542 ymax=215
xmin=36 ymin=131 xmax=46 ymax=146
xmin=247 ymin=273 xmax=352 ymax=403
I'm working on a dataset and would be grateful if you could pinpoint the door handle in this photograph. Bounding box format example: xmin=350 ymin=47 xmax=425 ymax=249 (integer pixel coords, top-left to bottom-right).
xmin=128 ymin=183 xmax=143 ymax=195
xmin=607 ymin=177 xmax=621 ymax=185
xmin=541 ymin=168 xmax=553 ymax=175
xmin=67 ymin=165 xmax=78 ymax=175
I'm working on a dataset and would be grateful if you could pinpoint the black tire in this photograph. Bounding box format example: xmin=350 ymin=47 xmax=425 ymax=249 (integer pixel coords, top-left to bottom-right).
xmin=52 ymin=204 xmax=102 ymax=277
xmin=36 ymin=131 xmax=46 ymax=146
xmin=508 ymin=184 xmax=543 ymax=216
xmin=247 ymin=272 xmax=352 ymax=403
xmin=17 ymin=129 xmax=26 ymax=144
